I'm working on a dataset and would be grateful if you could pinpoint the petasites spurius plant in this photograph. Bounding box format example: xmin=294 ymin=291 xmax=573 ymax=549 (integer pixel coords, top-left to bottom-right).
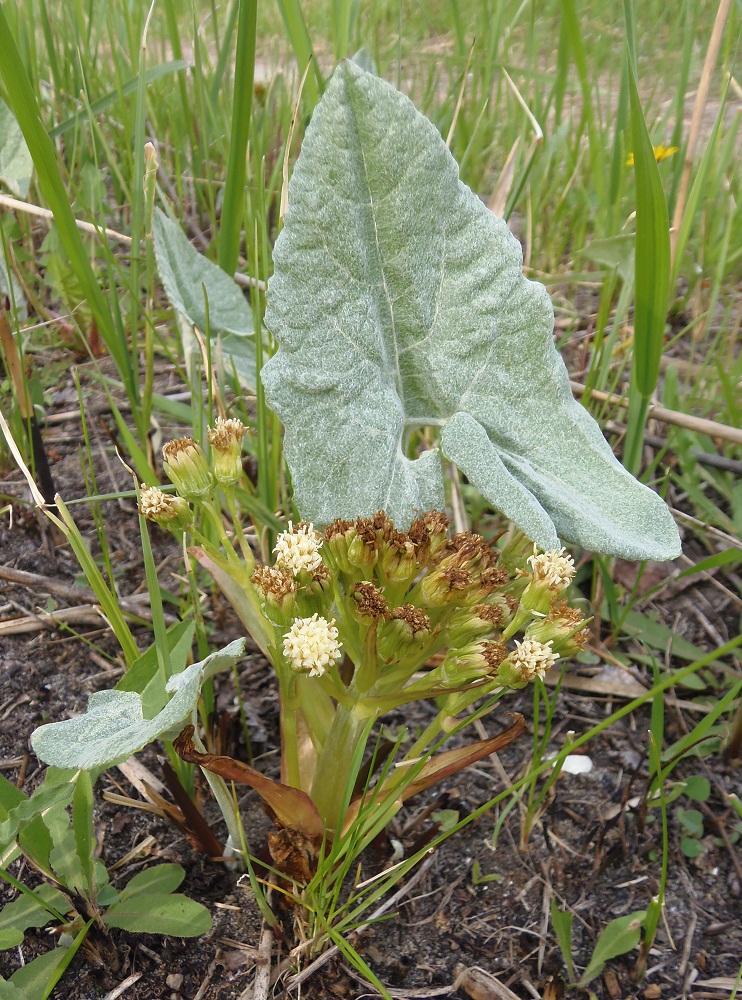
xmin=262 ymin=60 xmax=680 ymax=561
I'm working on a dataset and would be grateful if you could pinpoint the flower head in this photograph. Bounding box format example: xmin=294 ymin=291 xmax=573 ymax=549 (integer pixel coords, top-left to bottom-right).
xmin=498 ymin=637 xmax=559 ymax=688
xmin=162 ymin=436 xmax=213 ymax=501
xmin=527 ymin=546 xmax=575 ymax=593
xmin=138 ymin=486 xmax=192 ymax=531
xmin=273 ymin=521 xmax=324 ymax=576
xmin=282 ymin=614 xmax=342 ymax=677
xmin=207 ymin=417 xmax=248 ymax=487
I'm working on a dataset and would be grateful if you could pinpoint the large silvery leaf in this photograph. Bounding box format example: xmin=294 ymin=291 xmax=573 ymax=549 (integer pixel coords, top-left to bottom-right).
xmin=0 ymin=98 xmax=32 ymax=198
xmin=31 ymin=640 xmax=245 ymax=770
xmin=152 ymin=209 xmax=256 ymax=388
xmin=263 ymin=61 xmax=680 ymax=561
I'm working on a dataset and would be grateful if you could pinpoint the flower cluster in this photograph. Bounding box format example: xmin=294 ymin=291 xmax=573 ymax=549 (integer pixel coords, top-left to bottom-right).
xmin=249 ymin=512 xmax=589 ymax=693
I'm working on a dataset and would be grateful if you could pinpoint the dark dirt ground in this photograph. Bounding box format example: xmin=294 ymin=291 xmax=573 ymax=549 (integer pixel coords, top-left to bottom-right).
xmin=1 ymin=359 xmax=741 ymax=1000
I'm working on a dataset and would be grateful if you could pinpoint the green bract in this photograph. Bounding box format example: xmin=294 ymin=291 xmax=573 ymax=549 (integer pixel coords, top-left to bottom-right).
xmin=263 ymin=61 xmax=680 ymax=561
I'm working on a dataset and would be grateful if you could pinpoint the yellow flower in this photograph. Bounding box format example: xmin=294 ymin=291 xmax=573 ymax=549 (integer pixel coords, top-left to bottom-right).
xmin=626 ymin=145 xmax=678 ymax=167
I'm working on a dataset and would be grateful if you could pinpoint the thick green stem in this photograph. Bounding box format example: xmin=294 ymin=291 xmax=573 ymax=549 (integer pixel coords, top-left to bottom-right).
xmin=280 ymin=684 xmax=303 ymax=790
xmin=310 ymin=703 xmax=369 ymax=834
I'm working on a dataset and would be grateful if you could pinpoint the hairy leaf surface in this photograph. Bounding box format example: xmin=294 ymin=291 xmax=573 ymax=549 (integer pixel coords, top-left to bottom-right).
xmin=263 ymin=61 xmax=680 ymax=560
xmin=31 ymin=640 xmax=245 ymax=770
xmin=153 ymin=210 xmax=256 ymax=388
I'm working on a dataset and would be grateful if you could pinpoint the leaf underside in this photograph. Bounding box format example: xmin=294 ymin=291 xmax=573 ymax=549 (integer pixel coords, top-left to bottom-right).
xmin=263 ymin=60 xmax=680 ymax=560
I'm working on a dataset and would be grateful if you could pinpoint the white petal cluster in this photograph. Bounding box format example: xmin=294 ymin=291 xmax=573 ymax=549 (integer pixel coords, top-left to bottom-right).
xmin=273 ymin=521 xmax=324 ymax=575
xmin=511 ymin=637 xmax=559 ymax=682
xmin=528 ymin=546 xmax=575 ymax=592
xmin=282 ymin=614 xmax=342 ymax=677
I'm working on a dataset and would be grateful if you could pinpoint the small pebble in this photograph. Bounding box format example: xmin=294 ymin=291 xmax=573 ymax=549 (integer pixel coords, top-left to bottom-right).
xmin=166 ymin=973 xmax=184 ymax=990
xmin=643 ymin=985 xmax=662 ymax=999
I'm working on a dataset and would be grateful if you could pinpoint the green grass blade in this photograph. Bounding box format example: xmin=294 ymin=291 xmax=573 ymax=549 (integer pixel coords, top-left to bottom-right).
xmin=559 ymin=0 xmax=606 ymax=212
xmin=623 ymin=1 xmax=671 ymax=474
xmin=0 ymin=6 xmax=133 ymax=401
xmin=53 ymin=496 xmax=141 ymax=667
xmin=72 ymin=771 xmax=96 ymax=902
xmin=49 ymin=61 xmax=189 ymax=138
xmin=275 ymin=0 xmax=322 ymax=109
xmin=218 ymin=0 xmax=257 ymax=277
xmin=209 ymin=0 xmax=241 ymax=108
xmin=332 ymin=0 xmax=359 ymax=62
xmin=670 ymin=81 xmax=729 ymax=290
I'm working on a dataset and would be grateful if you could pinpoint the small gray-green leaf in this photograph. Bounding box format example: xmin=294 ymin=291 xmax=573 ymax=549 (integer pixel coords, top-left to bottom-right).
xmin=119 ymin=863 xmax=185 ymax=899
xmin=263 ymin=61 xmax=680 ymax=560
xmin=104 ymin=893 xmax=211 ymax=936
xmin=2 ymin=948 xmax=69 ymax=998
xmin=0 ymin=98 xmax=32 ymax=198
xmin=0 ymin=884 xmax=69 ymax=949
xmin=152 ymin=210 xmax=256 ymax=387
xmin=578 ymin=910 xmax=646 ymax=986
xmin=31 ymin=640 xmax=245 ymax=771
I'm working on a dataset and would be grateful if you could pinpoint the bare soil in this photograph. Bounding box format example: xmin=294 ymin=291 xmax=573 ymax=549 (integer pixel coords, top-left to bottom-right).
xmin=1 ymin=361 xmax=741 ymax=1000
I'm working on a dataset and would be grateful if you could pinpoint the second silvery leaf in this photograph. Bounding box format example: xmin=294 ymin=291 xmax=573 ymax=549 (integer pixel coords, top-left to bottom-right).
xmin=263 ymin=61 xmax=680 ymax=561
xmin=152 ymin=209 xmax=257 ymax=389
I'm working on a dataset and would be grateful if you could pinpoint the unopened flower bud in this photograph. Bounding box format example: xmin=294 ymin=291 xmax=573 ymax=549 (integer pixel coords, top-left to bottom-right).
xmin=323 ymin=519 xmax=357 ymax=574
xmin=352 ymin=581 xmax=390 ymax=621
xmin=282 ymin=614 xmax=342 ymax=677
xmin=207 ymin=417 xmax=248 ymax=487
xmin=407 ymin=510 xmax=450 ymax=564
xmin=162 ymin=436 xmax=213 ymax=501
xmin=498 ymin=528 xmax=536 ymax=573
xmin=377 ymin=604 xmax=431 ymax=660
xmin=377 ymin=532 xmax=417 ymax=584
xmin=138 ymin=486 xmax=192 ymax=531
xmin=497 ymin=638 xmax=559 ymax=689
xmin=273 ymin=521 xmax=323 ymax=576
xmin=438 ymin=640 xmax=507 ymax=687
xmin=252 ymin=564 xmax=296 ymax=615
xmin=447 ymin=599 xmax=509 ymax=646
xmin=415 ymin=565 xmax=473 ymax=607
xmin=347 ymin=519 xmax=378 ymax=571
xmin=525 ymin=601 xmax=590 ymax=658
xmin=303 ymin=562 xmax=332 ymax=599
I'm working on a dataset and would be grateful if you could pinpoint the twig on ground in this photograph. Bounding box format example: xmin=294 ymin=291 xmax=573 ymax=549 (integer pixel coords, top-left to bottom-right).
xmin=240 ymin=889 xmax=274 ymax=1000
xmin=0 ymin=604 xmax=112 ymax=634
xmin=0 ymin=564 xmax=162 ymax=620
xmin=671 ymin=510 xmax=742 ymax=551
xmin=604 ymin=422 xmax=742 ymax=476
xmin=101 ymin=973 xmax=143 ymax=1000
xmin=571 ymin=381 xmax=742 ymax=446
